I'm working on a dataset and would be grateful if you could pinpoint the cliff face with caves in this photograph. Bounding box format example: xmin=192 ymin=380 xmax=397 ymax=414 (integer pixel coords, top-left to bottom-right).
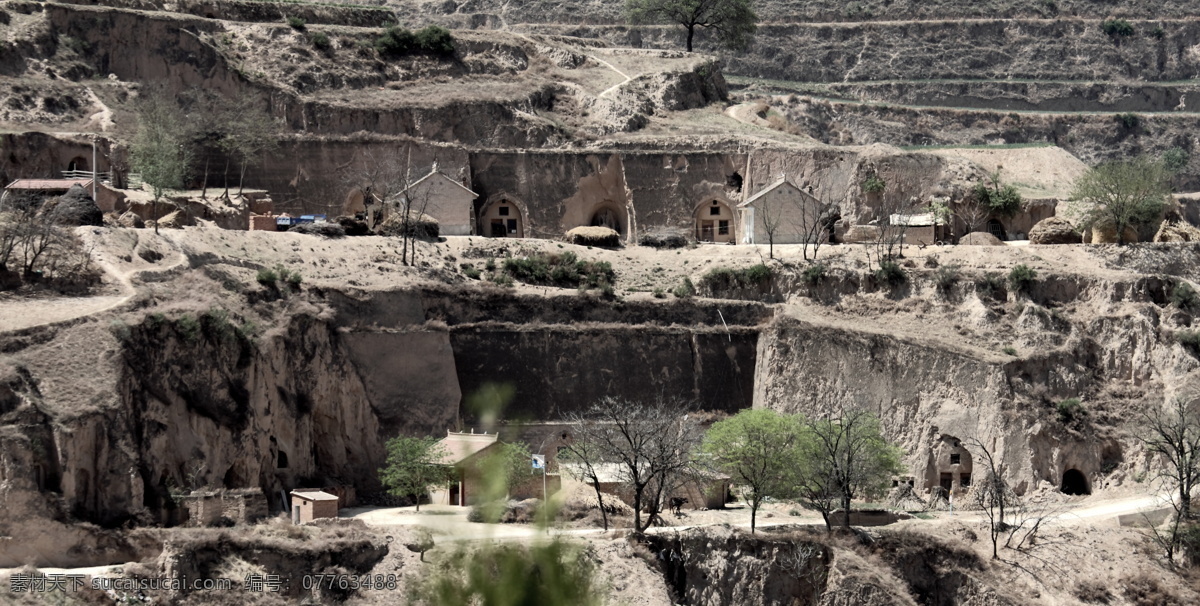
xmin=2 ymin=229 xmax=1199 ymax=569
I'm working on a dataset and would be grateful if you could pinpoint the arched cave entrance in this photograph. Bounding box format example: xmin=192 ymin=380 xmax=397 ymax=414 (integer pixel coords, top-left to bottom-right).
xmin=481 ymin=198 xmax=524 ymax=237
xmin=1061 ymin=469 xmax=1090 ymax=495
xmin=589 ymin=202 xmax=625 ymax=236
xmin=277 ymin=450 xmax=289 ymax=469
xmin=987 ymin=218 xmax=1007 ymax=241
xmin=67 ymin=156 xmax=88 ymax=173
xmin=694 ymin=200 xmax=734 ymax=243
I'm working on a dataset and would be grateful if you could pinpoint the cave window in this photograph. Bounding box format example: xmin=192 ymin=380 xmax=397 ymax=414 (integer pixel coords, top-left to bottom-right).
xmin=1061 ymin=469 xmax=1090 ymax=495
xmin=499 ymin=206 xmax=509 ymax=216
xmin=950 ymin=453 xmax=961 ymax=465
xmin=726 ymin=172 xmax=743 ymax=192
xmin=960 ymin=473 xmax=971 ymax=487
xmin=277 ymin=450 xmax=289 ymax=469
xmin=718 ymin=220 xmax=729 ymax=235
xmin=710 ymin=204 xmax=721 ymax=216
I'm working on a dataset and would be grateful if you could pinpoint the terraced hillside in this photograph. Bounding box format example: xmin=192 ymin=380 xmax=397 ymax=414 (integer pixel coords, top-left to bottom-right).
xmin=39 ymin=0 xmax=1198 ymax=187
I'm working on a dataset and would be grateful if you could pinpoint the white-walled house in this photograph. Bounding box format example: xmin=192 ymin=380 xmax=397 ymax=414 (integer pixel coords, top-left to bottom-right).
xmin=399 ymin=168 xmax=478 ymax=236
xmin=738 ymin=177 xmax=826 ymax=245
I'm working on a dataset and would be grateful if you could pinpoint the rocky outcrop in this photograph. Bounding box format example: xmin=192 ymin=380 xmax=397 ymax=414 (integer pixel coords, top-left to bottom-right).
xmin=1029 ymin=217 xmax=1081 ymax=245
xmin=1089 ymin=223 xmax=1139 ymax=244
xmin=646 ymin=527 xmax=830 ymax=605
xmin=643 ymin=526 xmax=1022 ymax=605
xmin=1154 ymin=221 xmax=1200 ymax=242
xmin=751 ymin=303 xmax=1184 ymax=493
xmin=156 ymin=521 xmax=388 ymax=600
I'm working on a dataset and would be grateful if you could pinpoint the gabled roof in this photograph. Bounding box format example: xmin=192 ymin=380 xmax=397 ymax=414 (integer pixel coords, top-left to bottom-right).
xmin=400 ymin=170 xmax=477 ymax=198
xmin=5 ymin=178 xmax=93 ymax=191
xmin=291 ymin=490 xmax=339 ymax=501
xmin=738 ymin=176 xmax=818 ymax=208
xmin=890 ymin=212 xmax=945 ymax=227
xmin=436 ymin=430 xmax=500 ymax=466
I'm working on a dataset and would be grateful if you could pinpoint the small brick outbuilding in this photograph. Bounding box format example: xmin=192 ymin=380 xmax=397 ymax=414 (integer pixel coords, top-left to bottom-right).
xmin=290 ymin=490 xmax=340 ymax=524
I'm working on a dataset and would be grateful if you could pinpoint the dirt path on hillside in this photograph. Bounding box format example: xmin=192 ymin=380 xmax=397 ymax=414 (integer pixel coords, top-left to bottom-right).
xmin=0 ymin=230 xmax=187 ymax=333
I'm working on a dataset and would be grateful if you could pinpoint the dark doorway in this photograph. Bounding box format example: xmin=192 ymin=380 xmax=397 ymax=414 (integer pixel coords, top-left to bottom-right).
xmin=987 ymin=219 xmax=1007 ymax=241
xmin=1061 ymin=469 xmax=1090 ymax=495
xmin=940 ymin=472 xmax=953 ymax=491
xmin=591 ymin=207 xmax=623 ymax=235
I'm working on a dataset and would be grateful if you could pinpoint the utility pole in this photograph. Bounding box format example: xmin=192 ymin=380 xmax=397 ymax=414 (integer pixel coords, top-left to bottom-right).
xmin=91 ymin=136 xmax=97 ymax=199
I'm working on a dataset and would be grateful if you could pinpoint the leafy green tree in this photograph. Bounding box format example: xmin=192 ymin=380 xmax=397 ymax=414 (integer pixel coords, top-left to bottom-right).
xmin=379 ymin=435 xmax=456 ymax=512
xmin=1163 ymin=147 xmax=1190 ymax=174
xmin=701 ymin=409 xmax=806 ymax=533
xmin=131 ymin=91 xmax=192 ymax=234
xmin=797 ymin=410 xmax=903 ymax=530
xmin=1070 ymin=156 xmax=1169 ymax=245
xmin=415 ymin=25 xmax=455 ymax=56
xmin=972 ymin=170 xmax=1022 ymax=217
xmin=626 ymin=0 xmax=757 ymax=52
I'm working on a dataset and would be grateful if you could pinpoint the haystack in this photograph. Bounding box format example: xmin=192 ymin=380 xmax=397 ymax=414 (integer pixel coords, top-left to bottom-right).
xmin=959 ymin=231 xmax=1005 ymax=246
xmin=566 ymin=226 xmax=621 ymax=247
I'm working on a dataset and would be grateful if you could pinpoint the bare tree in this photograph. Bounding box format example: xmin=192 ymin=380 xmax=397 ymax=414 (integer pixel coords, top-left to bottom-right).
xmin=565 ymin=396 xmax=701 ymax=533
xmin=1141 ymin=398 xmax=1200 ymax=519
xmin=966 ymin=438 xmax=1018 ymax=560
xmin=798 ymin=409 xmax=903 ymax=530
xmin=0 ymin=193 xmax=35 ymax=272
xmin=178 ymin=89 xmax=278 ymax=199
xmin=755 ymin=193 xmax=787 ymax=260
xmin=793 ymin=195 xmax=837 ymax=262
xmin=220 ymin=96 xmax=280 ymax=197
xmin=397 ymin=174 xmax=439 ymax=267
xmin=869 ymin=195 xmax=923 ymax=269
xmin=558 ymin=438 xmax=613 ymax=531
xmin=1130 ymin=398 xmax=1200 ymax=564
xmin=340 ymin=146 xmax=439 ymax=266
xmin=340 ymin=149 xmax=402 ymax=230
xmin=953 ymin=194 xmax=992 ymax=237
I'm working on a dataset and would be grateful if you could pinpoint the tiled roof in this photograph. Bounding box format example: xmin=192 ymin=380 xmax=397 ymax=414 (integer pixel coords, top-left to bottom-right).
xmin=5 ymin=179 xmax=93 ymax=191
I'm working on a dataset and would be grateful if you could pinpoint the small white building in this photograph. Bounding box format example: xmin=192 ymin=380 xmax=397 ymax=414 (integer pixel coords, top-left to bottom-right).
xmin=398 ymin=167 xmax=478 ymax=236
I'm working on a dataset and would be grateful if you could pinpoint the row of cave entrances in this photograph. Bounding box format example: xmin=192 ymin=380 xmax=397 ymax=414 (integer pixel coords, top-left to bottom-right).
xmin=935 ymin=468 xmax=1091 ymax=496
xmin=479 ymin=198 xmax=740 ymax=243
